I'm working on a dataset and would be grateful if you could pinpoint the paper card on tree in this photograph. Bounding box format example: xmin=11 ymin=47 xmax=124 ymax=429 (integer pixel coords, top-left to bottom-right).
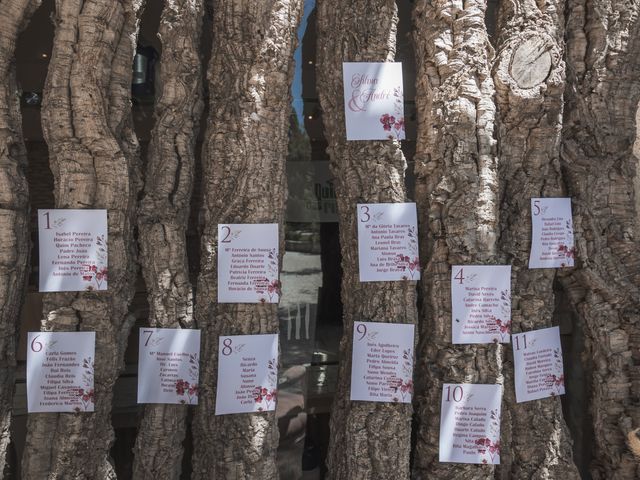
xmin=38 ymin=209 xmax=108 ymax=292
xmin=451 ymin=265 xmax=512 ymax=344
xmin=343 ymin=62 xmax=405 ymax=141
xmin=350 ymin=321 xmax=415 ymax=403
xmin=137 ymin=328 xmax=201 ymax=405
xmin=217 ymin=223 xmax=280 ymax=303
xmin=357 ymin=203 xmax=420 ymax=282
xmin=215 ymin=333 xmax=279 ymax=415
xmin=513 ymin=326 xmax=565 ymax=402
xmin=439 ymin=383 xmax=502 ymax=464
xmin=27 ymin=331 xmax=95 ymax=413
xmin=528 ymin=198 xmax=575 ymax=268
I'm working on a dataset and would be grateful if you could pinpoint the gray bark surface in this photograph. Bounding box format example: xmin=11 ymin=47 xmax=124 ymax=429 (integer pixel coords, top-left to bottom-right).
xmin=21 ymin=0 xmax=143 ymax=478
xmin=132 ymin=0 xmax=204 ymax=478
xmin=410 ymin=1 xmax=501 ymax=478
xmin=315 ymin=1 xmax=417 ymax=478
xmin=562 ymin=1 xmax=640 ymax=477
xmin=0 ymin=0 xmax=40 ymax=476
xmin=191 ymin=0 xmax=302 ymax=478
xmin=492 ymin=0 xmax=580 ymax=477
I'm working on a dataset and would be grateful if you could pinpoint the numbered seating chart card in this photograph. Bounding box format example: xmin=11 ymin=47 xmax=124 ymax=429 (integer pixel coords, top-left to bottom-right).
xmin=343 ymin=62 xmax=405 ymax=140
xmin=215 ymin=333 xmax=279 ymax=415
xmin=137 ymin=328 xmax=201 ymax=405
xmin=439 ymin=383 xmax=502 ymax=465
xmin=27 ymin=332 xmax=95 ymax=413
xmin=451 ymin=265 xmax=511 ymax=344
xmin=357 ymin=203 xmax=420 ymax=282
xmin=529 ymin=198 xmax=575 ymax=268
xmin=350 ymin=321 xmax=415 ymax=403
xmin=513 ymin=326 xmax=565 ymax=402
xmin=38 ymin=209 xmax=108 ymax=292
xmin=217 ymin=223 xmax=280 ymax=303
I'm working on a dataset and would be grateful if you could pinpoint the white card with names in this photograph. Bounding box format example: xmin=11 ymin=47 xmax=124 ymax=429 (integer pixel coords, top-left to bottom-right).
xmin=217 ymin=224 xmax=280 ymax=303
xmin=350 ymin=321 xmax=415 ymax=403
xmin=357 ymin=203 xmax=420 ymax=282
xmin=513 ymin=326 xmax=565 ymax=402
xmin=439 ymin=383 xmax=502 ymax=465
xmin=27 ymin=331 xmax=95 ymax=413
xmin=343 ymin=62 xmax=405 ymax=140
xmin=137 ymin=328 xmax=201 ymax=405
xmin=215 ymin=333 xmax=279 ymax=415
xmin=529 ymin=198 xmax=575 ymax=268
xmin=451 ymin=265 xmax=511 ymax=344
xmin=38 ymin=209 xmax=108 ymax=292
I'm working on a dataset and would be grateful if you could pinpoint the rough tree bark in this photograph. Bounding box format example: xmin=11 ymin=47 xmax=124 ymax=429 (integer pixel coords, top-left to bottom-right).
xmin=0 ymin=0 xmax=40 ymax=476
xmin=191 ymin=0 xmax=302 ymax=478
xmin=561 ymin=1 xmax=640 ymax=477
xmin=492 ymin=0 xmax=580 ymax=477
xmin=21 ymin=0 xmax=143 ymax=477
xmin=315 ymin=1 xmax=417 ymax=478
xmin=410 ymin=1 xmax=501 ymax=478
xmin=132 ymin=0 xmax=204 ymax=478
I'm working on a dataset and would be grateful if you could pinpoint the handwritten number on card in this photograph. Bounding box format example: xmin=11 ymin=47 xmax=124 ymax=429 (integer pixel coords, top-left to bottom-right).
xmin=356 ymin=323 xmax=367 ymax=340
xmin=43 ymin=212 xmax=51 ymax=229
xmin=221 ymin=226 xmax=232 ymax=243
xmin=445 ymin=385 xmax=463 ymax=402
xmin=533 ymin=200 xmax=541 ymax=216
xmin=454 ymin=268 xmax=465 ymax=285
xmin=359 ymin=206 xmax=370 ymax=223
xmin=222 ymin=338 xmax=233 ymax=356
xmin=30 ymin=335 xmax=43 ymax=353
xmin=143 ymin=330 xmax=154 ymax=347
xmin=515 ymin=334 xmax=527 ymax=351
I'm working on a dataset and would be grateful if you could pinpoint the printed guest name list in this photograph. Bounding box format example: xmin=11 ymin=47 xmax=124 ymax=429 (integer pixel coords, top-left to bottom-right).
xmin=357 ymin=203 xmax=420 ymax=282
xmin=215 ymin=333 xmax=279 ymax=415
xmin=27 ymin=332 xmax=95 ymax=413
xmin=38 ymin=209 xmax=108 ymax=292
xmin=529 ymin=198 xmax=575 ymax=268
xmin=137 ymin=328 xmax=201 ymax=405
xmin=217 ymin=223 xmax=280 ymax=303
xmin=350 ymin=321 xmax=414 ymax=403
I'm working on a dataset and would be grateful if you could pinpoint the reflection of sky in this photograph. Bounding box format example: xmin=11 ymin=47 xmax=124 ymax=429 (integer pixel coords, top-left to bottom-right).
xmin=291 ymin=0 xmax=315 ymax=125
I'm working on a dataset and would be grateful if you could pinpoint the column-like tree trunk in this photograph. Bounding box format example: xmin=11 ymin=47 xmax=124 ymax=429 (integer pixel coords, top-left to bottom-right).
xmin=191 ymin=0 xmax=302 ymax=478
xmin=132 ymin=0 xmax=204 ymax=478
xmin=21 ymin=0 xmax=143 ymax=477
xmin=0 ymin=0 xmax=40 ymax=475
xmin=561 ymin=1 xmax=640 ymax=477
xmin=410 ymin=1 xmax=501 ymax=478
xmin=413 ymin=0 xmax=502 ymax=479
xmin=492 ymin=0 xmax=580 ymax=477
xmin=315 ymin=2 xmax=417 ymax=478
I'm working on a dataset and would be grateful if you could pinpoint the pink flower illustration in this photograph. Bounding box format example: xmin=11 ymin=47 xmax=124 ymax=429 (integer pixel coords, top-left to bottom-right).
xmin=174 ymin=354 xmax=199 ymax=404
xmin=476 ymin=408 xmax=500 ymax=463
xmin=380 ymin=113 xmax=396 ymax=131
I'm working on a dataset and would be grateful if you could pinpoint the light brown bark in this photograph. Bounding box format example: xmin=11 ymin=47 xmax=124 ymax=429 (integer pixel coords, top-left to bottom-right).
xmin=315 ymin=1 xmax=416 ymax=478
xmin=562 ymin=1 xmax=640 ymax=477
xmin=492 ymin=0 xmax=580 ymax=477
xmin=21 ymin=0 xmax=143 ymax=478
xmin=410 ymin=1 xmax=501 ymax=477
xmin=191 ymin=0 xmax=302 ymax=478
xmin=131 ymin=0 xmax=204 ymax=478
xmin=0 ymin=0 xmax=40 ymax=476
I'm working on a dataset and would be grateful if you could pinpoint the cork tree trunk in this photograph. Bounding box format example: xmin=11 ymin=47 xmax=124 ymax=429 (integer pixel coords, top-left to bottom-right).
xmin=410 ymin=0 xmax=502 ymax=477
xmin=315 ymin=1 xmax=417 ymax=478
xmin=561 ymin=1 xmax=640 ymax=477
xmin=0 ymin=0 xmax=40 ymax=475
xmin=190 ymin=0 xmax=302 ymax=478
xmin=21 ymin=0 xmax=143 ymax=477
xmin=492 ymin=0 xmax=580 ymax=477
xmin=132 ymin=0 xmax=204 ymax=478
